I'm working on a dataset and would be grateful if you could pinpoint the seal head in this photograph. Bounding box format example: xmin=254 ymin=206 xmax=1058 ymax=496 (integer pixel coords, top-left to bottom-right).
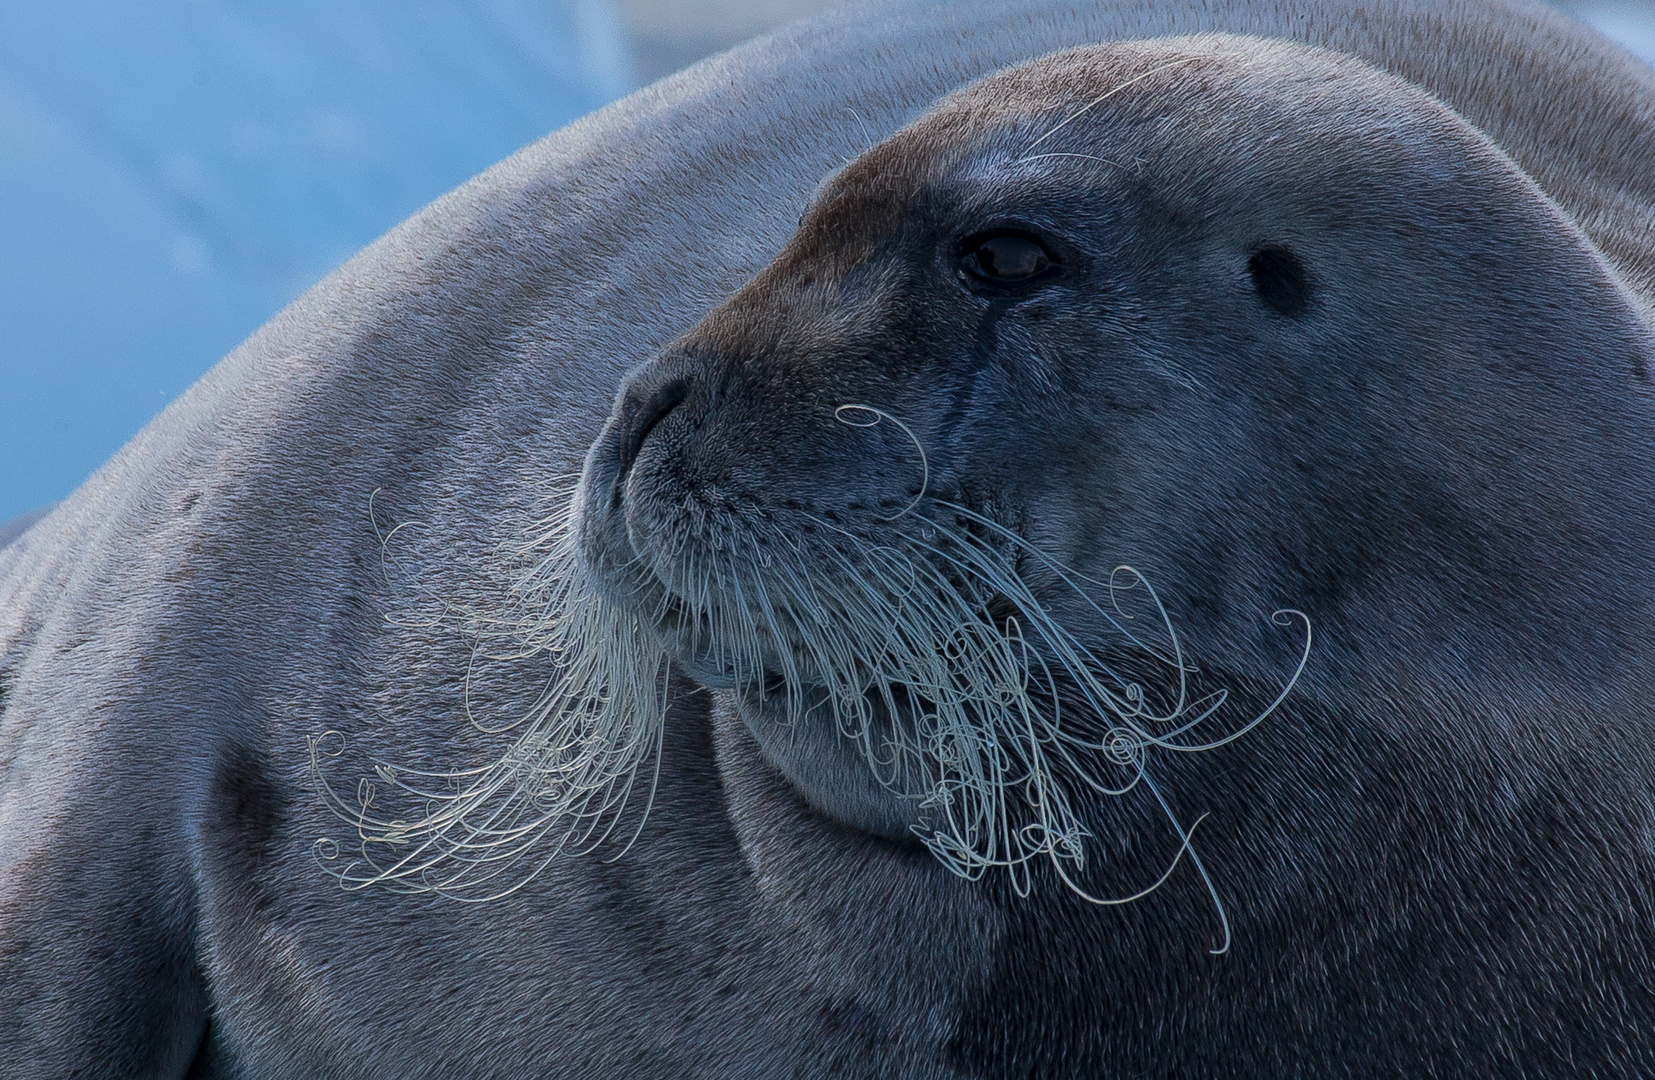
xmin=579 ymin=35 xmax=1655 ymax=884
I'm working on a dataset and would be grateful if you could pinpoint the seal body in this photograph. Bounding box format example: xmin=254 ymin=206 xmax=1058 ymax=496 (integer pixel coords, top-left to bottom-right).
xmin=5 ymin=2 xmax=1655 ymax=1077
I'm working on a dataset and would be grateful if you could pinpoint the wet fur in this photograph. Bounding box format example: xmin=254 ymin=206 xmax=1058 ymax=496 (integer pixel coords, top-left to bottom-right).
xmin=5 ymin=1 xmax=1655 ymax=1076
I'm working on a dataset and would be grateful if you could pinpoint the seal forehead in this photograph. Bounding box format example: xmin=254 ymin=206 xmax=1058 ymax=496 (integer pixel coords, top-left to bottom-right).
xmin=929 ymin=34 xmax=1407 ymax=142
xmin=782 ymin=32 xmax=1504 ymax=285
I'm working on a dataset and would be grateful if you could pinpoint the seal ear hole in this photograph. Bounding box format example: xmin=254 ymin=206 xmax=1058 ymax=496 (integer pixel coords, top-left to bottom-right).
xmin=1248 ymin=246 xmax=1311 ymax=317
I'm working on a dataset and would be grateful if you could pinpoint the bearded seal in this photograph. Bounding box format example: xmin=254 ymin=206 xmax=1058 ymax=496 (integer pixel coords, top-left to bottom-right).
xmin=5 ymin=1 xmax=1655 ymax=1077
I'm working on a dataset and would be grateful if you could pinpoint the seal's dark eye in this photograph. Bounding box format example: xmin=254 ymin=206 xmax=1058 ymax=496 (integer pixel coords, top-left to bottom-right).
xmin=959 ymin=231 xmax=1055 ymax=285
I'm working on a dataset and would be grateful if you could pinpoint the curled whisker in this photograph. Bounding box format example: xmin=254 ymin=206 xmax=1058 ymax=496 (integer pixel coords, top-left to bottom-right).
xmin=834 ymin=404 xmax=929 ymax=520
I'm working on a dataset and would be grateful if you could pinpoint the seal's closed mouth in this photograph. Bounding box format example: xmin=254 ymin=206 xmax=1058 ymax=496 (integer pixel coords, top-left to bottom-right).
xmin=642 ymin=560 xmax=1033 ymax=693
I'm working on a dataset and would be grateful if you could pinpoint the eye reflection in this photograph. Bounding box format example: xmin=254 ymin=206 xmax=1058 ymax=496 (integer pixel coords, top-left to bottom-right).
xmin=960 ymin=231 xmax=1056 ymax=285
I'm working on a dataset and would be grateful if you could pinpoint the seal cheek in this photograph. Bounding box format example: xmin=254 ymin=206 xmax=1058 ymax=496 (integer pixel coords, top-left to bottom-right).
xmin=717 ymin=693 xmax=932 ymax=843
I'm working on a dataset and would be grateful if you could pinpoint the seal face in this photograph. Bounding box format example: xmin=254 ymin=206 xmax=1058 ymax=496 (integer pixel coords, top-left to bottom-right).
xmin=576 ymin=33 xmax=1655 ymax=903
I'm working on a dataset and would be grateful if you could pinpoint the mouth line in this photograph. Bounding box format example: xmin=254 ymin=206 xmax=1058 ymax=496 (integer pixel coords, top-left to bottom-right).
xmin=634 ymin=560 xmax=1040 ymax=691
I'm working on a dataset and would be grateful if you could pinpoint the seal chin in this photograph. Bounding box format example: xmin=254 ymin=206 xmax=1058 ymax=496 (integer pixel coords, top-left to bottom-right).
xmin=643 ymin=612 xmax=934 ymax=842
xmin=718 ymin=685 xmax=933 ymax=843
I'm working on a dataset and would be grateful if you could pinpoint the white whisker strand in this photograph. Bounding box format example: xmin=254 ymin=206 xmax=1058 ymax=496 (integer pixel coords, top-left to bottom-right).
xmin=1019 ymin=56 xmax=1204 ymax=158
xmin=310 ymin=498 xmax=672 ymax=900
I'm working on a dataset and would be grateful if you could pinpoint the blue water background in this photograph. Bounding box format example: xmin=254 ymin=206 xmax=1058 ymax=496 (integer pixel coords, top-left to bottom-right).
xmin=1 ymin=2 xmax=1653 ymax=523
xmin=0 ymin=0 xmax=636 ymax=520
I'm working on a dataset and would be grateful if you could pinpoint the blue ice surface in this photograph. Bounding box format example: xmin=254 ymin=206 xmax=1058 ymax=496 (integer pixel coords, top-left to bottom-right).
xmin=0 ymin=0 xmax=637 ymax=521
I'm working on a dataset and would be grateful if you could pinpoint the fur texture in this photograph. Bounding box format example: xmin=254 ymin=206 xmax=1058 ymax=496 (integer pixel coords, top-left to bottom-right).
xmin=4 ymin=1 xmax=1655 ymax=1076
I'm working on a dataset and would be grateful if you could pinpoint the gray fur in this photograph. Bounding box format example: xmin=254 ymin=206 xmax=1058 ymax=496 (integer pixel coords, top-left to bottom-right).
xmin=0 ymin=506 xmax=52 ymax=551
xmin=4 ymin=1 xmax=1655 ymax=1076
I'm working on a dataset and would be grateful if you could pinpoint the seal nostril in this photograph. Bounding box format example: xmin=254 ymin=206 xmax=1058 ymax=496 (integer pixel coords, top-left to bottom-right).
xmin=615 ymin=375 xmax=690 ymax=482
